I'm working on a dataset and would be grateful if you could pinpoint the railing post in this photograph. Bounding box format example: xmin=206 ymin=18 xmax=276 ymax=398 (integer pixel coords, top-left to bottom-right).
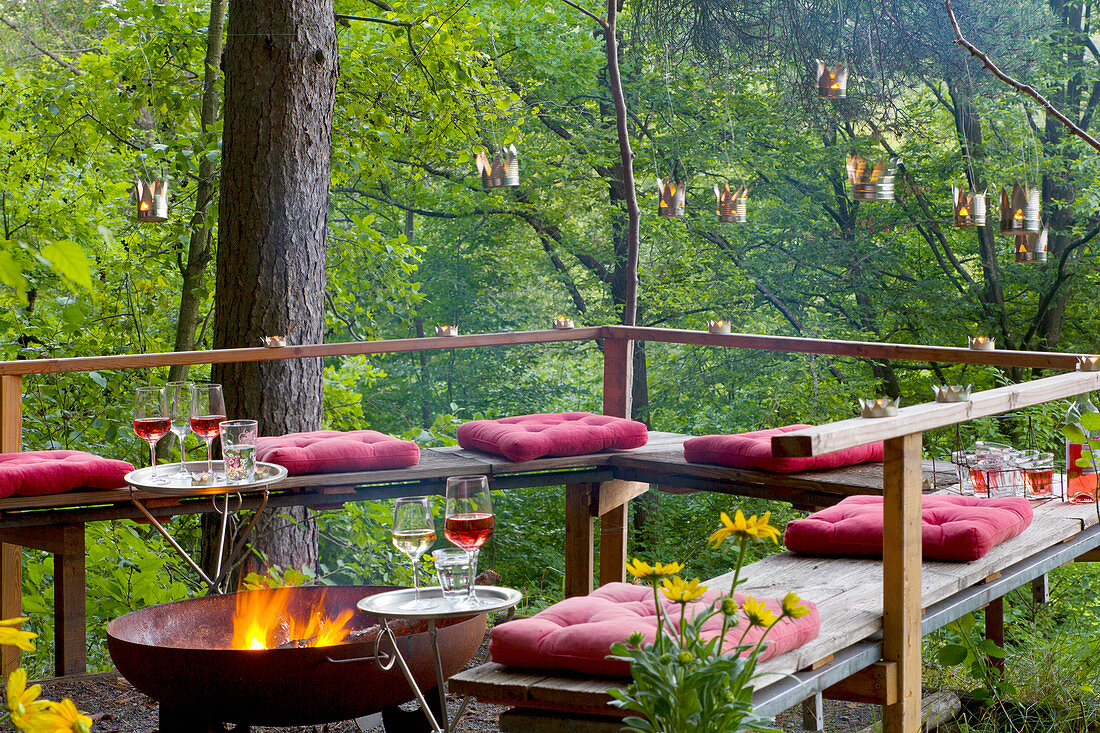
xmin=1 ymin=374 xmax=22 ymax=676
xmin=882 ymin=432 xmax=922 ymax=733
xmin=598 ymin=332 xmax=634 ymax=586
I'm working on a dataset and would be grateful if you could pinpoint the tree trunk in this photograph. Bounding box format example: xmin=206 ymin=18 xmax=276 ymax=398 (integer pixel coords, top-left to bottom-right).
xmin=208 ymin=0 xmax=337 ymax=577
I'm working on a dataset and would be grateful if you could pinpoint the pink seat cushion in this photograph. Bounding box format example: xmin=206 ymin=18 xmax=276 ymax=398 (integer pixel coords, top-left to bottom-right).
xmin=0 ymin=451 xmax=134 ymax=499
xmin=254 ymin=430 xmax=420 ymax=475
xmin=784 ymin=495 xmax=1034 ymax=562
xmin=456 ymin=412 xmax=648 ymax=463
xmin=684 ymin=424 xmax=884 ymax=473
xmin=488 ymin=582 xmax=821 ymax=677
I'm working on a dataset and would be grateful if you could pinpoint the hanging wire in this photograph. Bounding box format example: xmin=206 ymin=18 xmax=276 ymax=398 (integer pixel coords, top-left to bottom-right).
xmin=485 ymin=25 xmax=504 ymax=152
xmin=662 ymin=42 xmax=682 ymax=175
xmin=135 ymin=32 xmax=163 ymax=181
xmin=722 ymin=61 xmax=735 ymax=170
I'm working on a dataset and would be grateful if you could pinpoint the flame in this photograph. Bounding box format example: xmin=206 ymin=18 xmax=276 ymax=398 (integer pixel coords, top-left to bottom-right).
xmin=1014 ymin=209 xmax=1024 ymax=221
xmin=230 ymin=587 xmax=354 ymax=650
xmin=139 ymin=200 xmax=149 ymax=211
xmin=959 ymin=206 xmax=969 ymax=217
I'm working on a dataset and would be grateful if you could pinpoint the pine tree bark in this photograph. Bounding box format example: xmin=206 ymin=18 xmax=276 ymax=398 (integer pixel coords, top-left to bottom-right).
xmin=207 ymin=0 xmax=337 ymax=576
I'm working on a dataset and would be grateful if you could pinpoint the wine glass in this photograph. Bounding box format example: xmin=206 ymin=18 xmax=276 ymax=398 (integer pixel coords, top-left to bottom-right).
xmin=189 ymin=383 xmax=226 ymax=479
xmin=444 ymin=475 xmax=493 ymax=604
xmin=133 ymin=386 xmax=170 ymax=485
xmin=166 ymin=381 xmax=193 ymax=477
xmin=393 ymin=497 xmax=437 ymax=609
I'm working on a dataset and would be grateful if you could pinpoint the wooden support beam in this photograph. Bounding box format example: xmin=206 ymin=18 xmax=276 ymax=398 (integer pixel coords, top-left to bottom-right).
xmin=1032 ymin=574 xmax=1050 ymax=605
xmin=882 ymin=433 xmax=922 ymax=733
xmin=53 ymin=524 xmax=85 ymax=675
xmin=984 ymin=597 xmax=1005 ymax=674
xmin=601 ymin=336 xmax=633 ymax=419
xmin=564 ymin=484 xmax=594 ymax=598
xmin=823 ymin=662 xmax=898 ymax=705
xmin=1 ymin=374 xmax=21 ymax=676
xmin=801 ymin=692 xmax=824 ymax=731
xmin=598 ymin=503 xmax=628 ymax=587
xmin=590 ymin=479 xmax=647 ymax=517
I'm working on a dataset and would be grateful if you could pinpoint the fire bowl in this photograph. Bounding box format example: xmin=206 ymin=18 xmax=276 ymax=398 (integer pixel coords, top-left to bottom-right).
xmin=107 ymin=585 xmax=486 ymax=728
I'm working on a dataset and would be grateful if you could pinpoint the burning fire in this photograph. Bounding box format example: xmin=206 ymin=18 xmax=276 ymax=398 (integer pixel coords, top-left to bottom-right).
xmin=230 ymin=587 xmax=354 ymax=651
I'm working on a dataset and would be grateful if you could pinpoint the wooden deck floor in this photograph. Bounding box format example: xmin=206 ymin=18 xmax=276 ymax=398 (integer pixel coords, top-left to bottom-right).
xmin=450 ymin=497 xmax=1100 ymax=717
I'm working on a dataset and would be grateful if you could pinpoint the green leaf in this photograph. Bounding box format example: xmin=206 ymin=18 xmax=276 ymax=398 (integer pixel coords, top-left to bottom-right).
xmin=1081 ymin=412 xmax=1100 ymax=432
xmin=937 ymin=644 xmax=969 ymax=666
xmin=977 ymin=638 xmax=1006 ymax=658
xmin=40 ymin=240 xmax=92 ymax=290
xmin=1064 ymin=425 xmax=1087 ymax=443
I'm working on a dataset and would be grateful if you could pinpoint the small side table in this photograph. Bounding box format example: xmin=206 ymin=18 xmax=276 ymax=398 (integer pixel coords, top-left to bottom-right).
xmin=358 ymin=585 xmax=523 ymax=733
xmin=125 ymin=460 xmax=288 ymax=592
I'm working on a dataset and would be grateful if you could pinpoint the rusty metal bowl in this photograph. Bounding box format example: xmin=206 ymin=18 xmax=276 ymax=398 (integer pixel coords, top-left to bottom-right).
xmin=106 ymin=585 xmax=486 ymax=728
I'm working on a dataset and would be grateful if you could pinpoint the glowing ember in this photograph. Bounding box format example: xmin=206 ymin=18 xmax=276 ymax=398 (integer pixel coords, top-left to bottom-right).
xmin=230 ymin=587 xmax=354 ymax=650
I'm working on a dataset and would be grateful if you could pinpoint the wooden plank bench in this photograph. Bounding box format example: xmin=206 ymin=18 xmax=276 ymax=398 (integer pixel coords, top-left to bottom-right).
xmin=0 ymin=432 xmax=940 ymax=676
xmin=450 ymin=498 xmax=1100 ymax=731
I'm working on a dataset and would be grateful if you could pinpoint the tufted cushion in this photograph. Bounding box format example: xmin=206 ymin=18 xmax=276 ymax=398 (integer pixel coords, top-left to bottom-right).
xmin=488 ymin=582 xmax=820 ymax=677
xmin=254 ymin=430 xmax=420 ymax=476
xmin=0 ymin=451 xmax=134 ymax=499
xmin=784 ymin=495 xmax=1034 ymax=562
xmin=684 ymin=424 xmax=884 ymax=473
xmin=456 ymin=412 xmax=648 ymax=463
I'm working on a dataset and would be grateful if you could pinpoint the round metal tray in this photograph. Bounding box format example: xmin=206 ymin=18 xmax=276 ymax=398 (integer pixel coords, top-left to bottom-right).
xmin=125 ymin=460 xmax=288 ymax=496
xmin=357 ymin=586 xmax=523 ymax=620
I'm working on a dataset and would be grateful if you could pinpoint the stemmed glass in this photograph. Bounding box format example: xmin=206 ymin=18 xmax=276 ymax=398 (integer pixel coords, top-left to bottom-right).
xmin=133 ymin=386 xmax=170 ymax=485
xmin=189 ymin=383 xmax=226 ymax=479
xmin=392 ymin=497 xmax=437 ymax=609
xmin=444 ymin=475 xmax=494 ymax=604
xmin=166 ymin=381 xmax=193 ymax=477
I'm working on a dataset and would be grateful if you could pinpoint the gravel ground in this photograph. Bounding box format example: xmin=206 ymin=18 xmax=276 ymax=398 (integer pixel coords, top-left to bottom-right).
xmin=1 ymin=636 xmax=879 ymax=733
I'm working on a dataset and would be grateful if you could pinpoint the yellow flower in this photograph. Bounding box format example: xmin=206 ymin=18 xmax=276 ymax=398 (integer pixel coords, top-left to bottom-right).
xmin=625 ymin=558 xmax=684 ymax=582
xmin=24 ymin=699 xmax=92 ymax=733
xmin=781 ymin=591 xmax=811 ymax=619
xmin=742 ymin=596 xmax=778 ymax=627
xmin=6 ymin=666 xmax=47 ymax=728
xmin=659 ymin=576 xmax=707 ymax=603
xmin=752 ymin=511 xmax=782 ymax=544
xmin=0 ymin=617 xmax=36 ymax=652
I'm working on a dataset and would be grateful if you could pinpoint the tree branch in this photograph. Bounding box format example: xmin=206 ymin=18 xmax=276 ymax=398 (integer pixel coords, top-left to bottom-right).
xmin=335 ymin=13 xmax=413 ymax=27
xmin=559 ymin=0 xmax=607 ymax=29
xmin=944 ymin=0 xmax=1100 ymax=152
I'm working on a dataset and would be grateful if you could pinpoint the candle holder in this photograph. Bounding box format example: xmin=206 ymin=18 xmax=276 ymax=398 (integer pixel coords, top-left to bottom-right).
xmin=261 ymin=335 xmax=287 ymax=348
xmin=715 ymin=183 xmax=749 ymax=223
xmin=933 ymin=384 xmax=972 ymax=403
xmin=859 ymin=396 xmax=900 ymax=418
xmin=553 ymin=316 xmax=574 ymax=330
xmin=657 ymin=178 xmax=686 ymax=218
xmin=999 ymin=182 xmax=1040 ymax=235
xmin=707 ymin=320 xmax=731 ymax=334
xmin=816 ymin=60 xmax=849 ymax=98
xmin=968 ymin=336 xmax=995 ymax=351
xmin=476 ymin=145 xmax=520 ymax=188
xmin=435 ymin=325 xmax=458 ymax=337
xmin=1078 ymin=356 xmax=1100 ymax=372
xmin=134 ymin=179 xmax=168 ymax=222
xmin=952 ymin=186 xmax=986 ymax=227
xmin=847 ymin=155 xmax=896 ymax=201
xmin=1013 ymin=227 xmax=1048 ymax=263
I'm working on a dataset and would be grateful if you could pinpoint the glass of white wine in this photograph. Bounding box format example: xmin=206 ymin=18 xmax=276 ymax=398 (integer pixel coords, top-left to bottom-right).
xmin=392 ymin=497 xmax=436 ymax=610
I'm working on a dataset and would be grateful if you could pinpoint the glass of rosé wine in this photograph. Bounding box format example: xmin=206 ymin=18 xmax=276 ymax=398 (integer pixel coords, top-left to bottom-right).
xmin=444 ymin=475 xmax=493 ymax=604
xmin=133 ymin=386 xmax=170 ymax=485
xmin=189 ymin=383 xmax=226 ymax=480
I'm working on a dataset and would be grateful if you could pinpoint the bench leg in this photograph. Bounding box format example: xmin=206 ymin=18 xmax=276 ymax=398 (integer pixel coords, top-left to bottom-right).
xmin=985 ymin=597 xmax=1005 ymax=674
xmin=1 ymin=542 xmax=21 ymax=675
xmin=1032 ymin=574 xmax=1049 ymax=605
xmin=882 ymin=433 xmax=922 ymax=733
xmin=54 ymin=525 xmax=86 ymax=676
xmin=801 ymin=692 xmax=824 ymax=731
xmin=564 ymin=484 xmax=594 ymax=598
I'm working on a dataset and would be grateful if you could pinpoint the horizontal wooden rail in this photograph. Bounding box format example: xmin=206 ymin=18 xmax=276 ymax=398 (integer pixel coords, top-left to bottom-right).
xmin=774 ymin=369 xmax=1100 ymax=457
xmin=0 ymin=328 xmax=604 ymax=376
xmin=609 ymin=326 xmax=1084 ymax=371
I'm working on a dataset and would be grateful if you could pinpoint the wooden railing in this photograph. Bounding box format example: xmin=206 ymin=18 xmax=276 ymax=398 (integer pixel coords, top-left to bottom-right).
xmin=1 ymin=324 xmax=1098 ymax=732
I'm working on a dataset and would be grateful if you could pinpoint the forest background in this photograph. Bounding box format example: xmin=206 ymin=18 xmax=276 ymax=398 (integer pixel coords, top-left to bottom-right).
xmin=3 ymin=0 xmax=1100 ymax=711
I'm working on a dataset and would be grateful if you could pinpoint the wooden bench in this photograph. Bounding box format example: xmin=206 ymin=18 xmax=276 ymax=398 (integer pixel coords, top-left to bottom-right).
xmin=0 ymin=432 xmax=942 ymax=676
xmin=450 ymin=497 xmax=1100 ymax=731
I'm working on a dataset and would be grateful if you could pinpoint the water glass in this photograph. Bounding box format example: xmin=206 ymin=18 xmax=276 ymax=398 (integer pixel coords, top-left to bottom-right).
xmin=1024 ymin=452 xmax=1055 ymax=499
xmin=219 ymin=420 xmax=258 ymax=482
xmin=433 ymin=548 xmax=475 ymax=603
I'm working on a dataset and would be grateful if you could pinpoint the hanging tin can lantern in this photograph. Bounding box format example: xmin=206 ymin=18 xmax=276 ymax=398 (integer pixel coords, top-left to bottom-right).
xmin=847 ymin=155 xmax=896 ymax=201
xmin=1013 ymin=226 xmax=1048 ymax=263
xmin=657 ymin=178 xmax=686 ymax=217
xmin=952 ymin=186 xmax=986 ymax=227
xmin=715 ymin=182 xmax=748 ymax=223
xmin=476 ymin=145 xmax=520 ymax=188
xmin=816 ymin=60 xmax=849 ymax=99
xmin=134 ymin=179 xmax=168 ymax=223
xmin=999 ymin=182 xmax=1040 ymax=235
